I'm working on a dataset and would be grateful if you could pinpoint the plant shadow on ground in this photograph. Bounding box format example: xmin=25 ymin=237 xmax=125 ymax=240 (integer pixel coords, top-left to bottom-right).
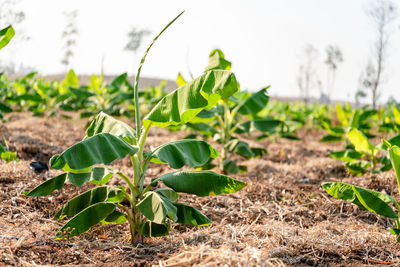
xmin=1 ymin=113 xmax=400 ymax=266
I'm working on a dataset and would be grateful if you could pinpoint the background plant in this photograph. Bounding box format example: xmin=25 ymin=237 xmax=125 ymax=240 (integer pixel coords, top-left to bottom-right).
xmin=322 ymin=138 xmax=400 ymax=241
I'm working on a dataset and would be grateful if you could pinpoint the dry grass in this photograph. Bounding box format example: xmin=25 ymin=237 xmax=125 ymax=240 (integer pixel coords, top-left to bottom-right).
xmin=1 ymin=113 xmax=400 ymax=266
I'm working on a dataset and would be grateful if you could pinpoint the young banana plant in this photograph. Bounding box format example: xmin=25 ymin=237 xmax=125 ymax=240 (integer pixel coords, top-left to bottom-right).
xmin=330 ymin=127 xmax=394 ymax=175
xmin=322 ymin=139 xmax=400 ymax=241
xmin=179 ymin=49 xmax=281 ymax=174
xmin=24 ymin=12 xmax=246 ymax=245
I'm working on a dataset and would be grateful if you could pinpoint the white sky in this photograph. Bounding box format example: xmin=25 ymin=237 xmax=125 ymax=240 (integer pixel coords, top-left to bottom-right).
xmin=1 ymin=0 xmax=400 ymax=103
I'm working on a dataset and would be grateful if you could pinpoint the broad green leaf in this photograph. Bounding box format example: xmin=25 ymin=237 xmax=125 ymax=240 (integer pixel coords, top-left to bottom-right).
xmin=204 ymin=49 xmax=232 ymax=71
xmin=322 ymin=182 xmax=396 ymax=209
xmin=336 ymin=103 xmax=348 ymax=127
xmin=176 ymin=72 xmax=187 ymax=87
xmin=56 ymin=202 xmax=116 ymax=239
xmin=137 ymin=221 xmax=170 ymax=237
xmin=359 ymin=109 xmax=377 ymax=124
xmin=226 ymin=139 xmax=255 ymax=159
xmin=237 ymin=87 xmax=270 ymax=116
xmin=143 ymin=70 xmax=238 ymax=128
xmin=151 ymin=139 xmax=218 ymax=169
xmin=85 ymin=112 xmax=136 ymax=144
xmin=0 ymin=26 xmax=15 ymax=50
xmin=24 ymin=173 xmax=67 ymax=197
xmin=352 ymin=186 xmax=397 ymax=218
xmin=50 ymin=133 xmax=137 ymax=170
xmin=388 ymin=145 xmax=400 ymax=195
xmin=155 ymin=188 xmax=179 ymax=202
xmin=111 ymin=73 xmax=128 ymax=88
xmin=174 ymin=203 xmax=212 ymax=226
xmin=101 ymin=210 xmax=127 ymax=224
xmin=54 ymin=186 xmax=124 ymax=220
xmin=155 ymin=171 xmax=246 ymax=196
xmin=329 ymin=150 xmax=363 ymax=163
xmin=137 ymin=191 xmax=177 ymax=224
xmin=346 ymin=128 xmax=375 ymax=156
xmin=223 ymin=159 xmax=239 ymax=174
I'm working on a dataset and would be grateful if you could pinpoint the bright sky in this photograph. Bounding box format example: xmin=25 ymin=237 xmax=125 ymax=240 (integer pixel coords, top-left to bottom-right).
xmin=1 ymin=0 xmax=400 ymax=103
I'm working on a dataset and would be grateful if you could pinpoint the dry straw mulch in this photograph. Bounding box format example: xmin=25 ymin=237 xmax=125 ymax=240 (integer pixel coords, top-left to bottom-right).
xmin=1 ymin=113 xmax=400 ymax=266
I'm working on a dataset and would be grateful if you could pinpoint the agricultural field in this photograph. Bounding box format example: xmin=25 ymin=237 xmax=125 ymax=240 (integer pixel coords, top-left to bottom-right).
xmin=2 ymin=11 xmax=400 ymax=267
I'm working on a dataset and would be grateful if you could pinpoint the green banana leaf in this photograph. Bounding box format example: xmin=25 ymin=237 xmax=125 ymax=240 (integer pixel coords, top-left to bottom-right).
xmin=137 ymin=191 xmax=178 ymax=224
xmin=237 ymin=87 xmax=270 ymax=116
xmin=85 ymin=112 xmax=136 ymax=144
xmin=56 ymin=202 xmax=116 ymax=239
xmin=174 ymin=203 xmax=212 ymax=226
xmin=54 ymin=186 xmax=124 ymax=220
xmin=347 ymin=128 xmax=376 ymax=156
xmin=150 ymin=139 xmax=218 ymax=169
xmin=143 ymin=70 xmax=238 ymax=128
xmin=24 ymin=173 xmax=67 ymax=197
xmin=322 ymin=182 xmax=397 ymax=218
xmin=329 ymin=150 xmax=363 ymax=163
xmin=154 ymin=171 xmax=246 ymax=196
xmin=0 ymin=26 xmax=15 ymax=50
xmin=50 ymin=133 xmax=137 ymax=170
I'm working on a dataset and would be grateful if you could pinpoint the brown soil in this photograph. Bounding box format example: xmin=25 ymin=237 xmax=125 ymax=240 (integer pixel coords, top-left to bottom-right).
xmin=1 ymin=113 xmax=400 ymax=266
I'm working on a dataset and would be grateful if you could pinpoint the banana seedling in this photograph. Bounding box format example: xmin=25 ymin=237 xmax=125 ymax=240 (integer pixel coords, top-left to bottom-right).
xmin=330 ymin=128 xmax=395 ymax=175
xmin=322 ymin=139 xmax=400 ymax=241
xmin=24 ymin=12 xmax=246 ymax=245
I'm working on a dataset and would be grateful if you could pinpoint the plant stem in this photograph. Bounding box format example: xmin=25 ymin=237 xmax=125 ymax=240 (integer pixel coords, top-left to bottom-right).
xmin=117 ymin=172 xmax=136 ymax=195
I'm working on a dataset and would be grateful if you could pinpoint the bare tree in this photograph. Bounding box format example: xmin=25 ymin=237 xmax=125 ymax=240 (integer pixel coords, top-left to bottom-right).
xmin=61 ymin=10 xmax=78 ymax=69
xmin=296 ymin=44 xmax=320 ymax=103
xmin=360 ymin=0 xmax=398 ymax=109
xmin=324 ymin=45 xmax=343 ymax=102
xmin=124 ymin=26 xmax=151 ymax=74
